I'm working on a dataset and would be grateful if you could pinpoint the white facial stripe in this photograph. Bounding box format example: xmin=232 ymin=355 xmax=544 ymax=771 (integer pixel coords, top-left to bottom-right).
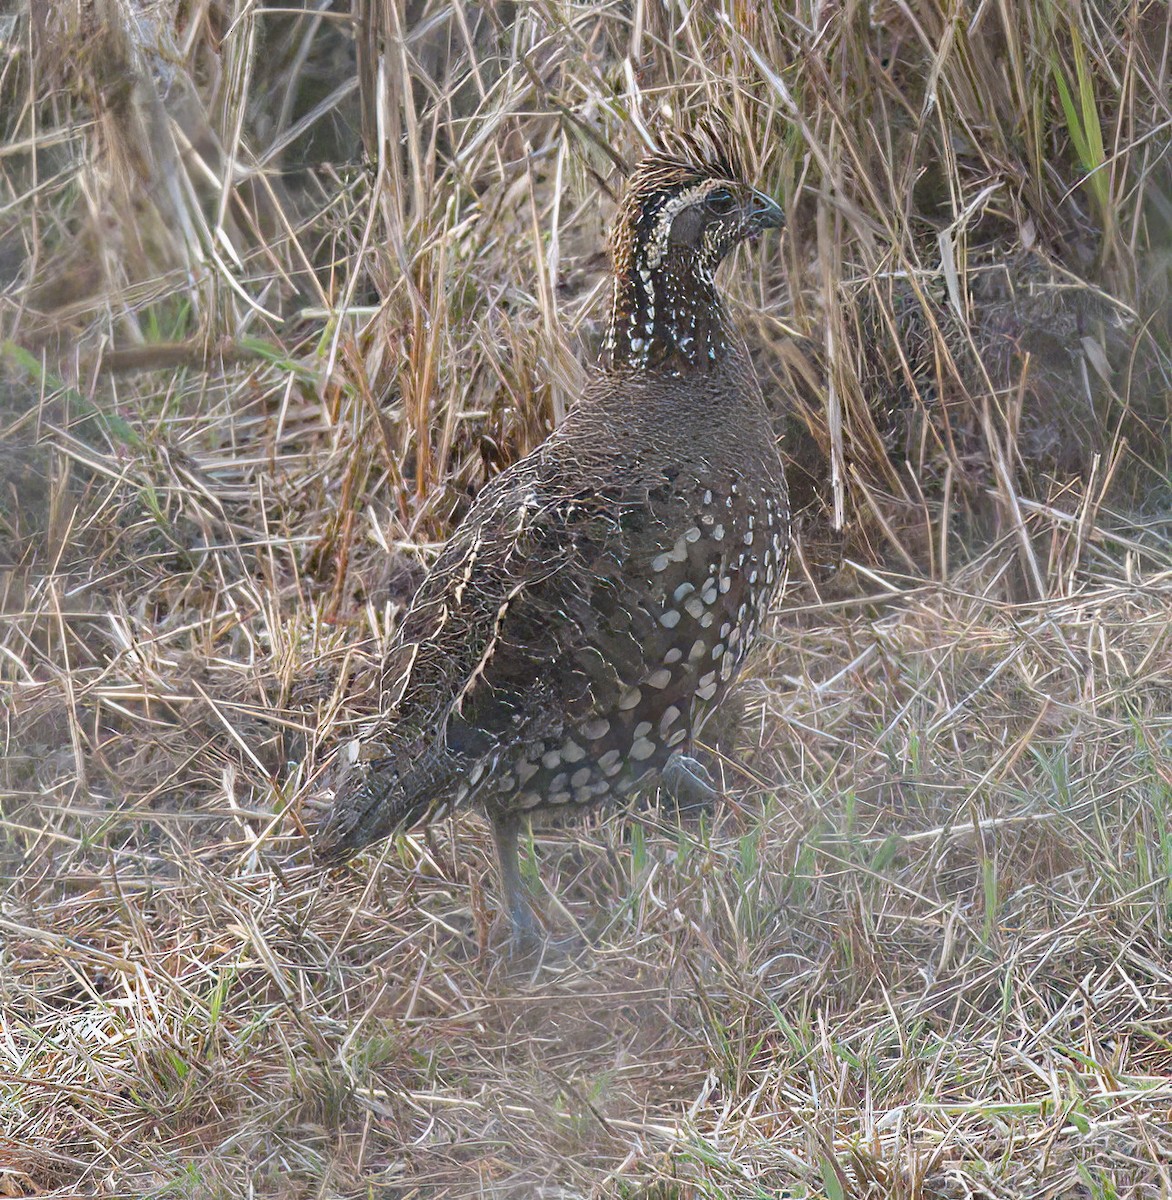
xmin=643 ymin=182 xmax=721 ymax=269
xmin=606 ymin=176 xmax=743 ymax=368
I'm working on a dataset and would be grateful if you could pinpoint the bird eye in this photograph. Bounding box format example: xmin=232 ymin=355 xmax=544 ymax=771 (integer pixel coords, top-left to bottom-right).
xmin=705 ymin=188 xmax=736 ymax=215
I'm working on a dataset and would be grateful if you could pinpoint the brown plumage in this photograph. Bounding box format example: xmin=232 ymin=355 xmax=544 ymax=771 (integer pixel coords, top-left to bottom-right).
xmin=317 ymin=118 xmax=789 ymax=943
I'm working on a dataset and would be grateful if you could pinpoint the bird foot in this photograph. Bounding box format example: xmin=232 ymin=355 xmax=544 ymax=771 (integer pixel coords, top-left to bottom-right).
xmin=495 ymin=913 xmax=586 ymax=972
xmin=502 ymin=901 xmax=543 ymax=955
xmin=661 ymin=752 xmax=720 ymax=816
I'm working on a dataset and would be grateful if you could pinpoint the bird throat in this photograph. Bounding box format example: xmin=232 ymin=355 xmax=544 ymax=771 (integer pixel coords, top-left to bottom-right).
xmin=605 ymin=248 xmax=733 ymax=373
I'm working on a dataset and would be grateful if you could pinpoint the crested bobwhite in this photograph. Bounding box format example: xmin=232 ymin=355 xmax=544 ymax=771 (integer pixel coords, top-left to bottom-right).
xmin=318 ymin=119 xmax=789 ymax=943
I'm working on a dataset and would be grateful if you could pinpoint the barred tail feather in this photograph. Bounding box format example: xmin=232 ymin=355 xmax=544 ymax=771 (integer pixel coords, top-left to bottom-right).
xmin=315 ymin=742 xmax=463 ymax=864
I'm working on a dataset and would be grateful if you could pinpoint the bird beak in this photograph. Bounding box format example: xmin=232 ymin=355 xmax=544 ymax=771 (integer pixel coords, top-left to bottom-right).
xmin=747 ymin=190 xmax=785 ymax=231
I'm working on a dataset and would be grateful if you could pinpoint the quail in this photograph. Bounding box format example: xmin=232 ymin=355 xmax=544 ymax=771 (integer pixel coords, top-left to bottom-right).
xmin=317 ymin=119 xmax=790 ymax=943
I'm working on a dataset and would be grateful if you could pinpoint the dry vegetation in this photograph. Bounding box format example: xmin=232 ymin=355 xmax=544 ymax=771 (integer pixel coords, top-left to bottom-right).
xmin=2 ymin=0 xmax=1172 ymax=1196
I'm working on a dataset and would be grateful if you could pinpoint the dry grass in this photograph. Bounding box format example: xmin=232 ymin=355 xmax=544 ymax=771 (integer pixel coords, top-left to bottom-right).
xmin=2 ymin=0 xmax=1171 ymax=1196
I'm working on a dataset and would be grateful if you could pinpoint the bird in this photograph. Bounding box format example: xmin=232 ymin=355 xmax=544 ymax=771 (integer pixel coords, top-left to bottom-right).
xmin=316 ymin=118 xmax=790 ymax=945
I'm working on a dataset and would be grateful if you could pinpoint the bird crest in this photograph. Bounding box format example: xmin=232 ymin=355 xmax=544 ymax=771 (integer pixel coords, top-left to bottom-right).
xmin=610 ymin=115 xmax=750 ymax=280
xmin=634 ymin=116 xmax=749 ymax=199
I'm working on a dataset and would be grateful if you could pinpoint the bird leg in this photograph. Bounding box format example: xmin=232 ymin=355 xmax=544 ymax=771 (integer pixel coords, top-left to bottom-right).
xmin=489 ymin=809 xmax=540 ymax=948
xmin=661 ymin=752 xmax=719 ymax=814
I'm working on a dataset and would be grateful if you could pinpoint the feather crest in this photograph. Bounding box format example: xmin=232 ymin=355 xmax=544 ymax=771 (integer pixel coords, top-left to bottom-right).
xmin=610 ymin=114 xmax=751 ymax=280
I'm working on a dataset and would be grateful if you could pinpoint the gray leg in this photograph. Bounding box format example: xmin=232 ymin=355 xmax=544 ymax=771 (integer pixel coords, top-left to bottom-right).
xmin=661 ymin=752 xmax=719 ymax=814
xmin=489 ymin=810 xmax=540 ymax=947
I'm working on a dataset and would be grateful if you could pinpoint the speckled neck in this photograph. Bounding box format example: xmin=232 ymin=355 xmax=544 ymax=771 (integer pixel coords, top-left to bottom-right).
xmin=604 ymin=249 xmax=733 ymax=374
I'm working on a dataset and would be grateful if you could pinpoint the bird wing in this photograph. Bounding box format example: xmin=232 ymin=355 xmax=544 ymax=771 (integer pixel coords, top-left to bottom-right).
xmin=376 ymin=441 xmax=646 ymax=758
xmin=317 ymin=438 xmax=658 ymax=859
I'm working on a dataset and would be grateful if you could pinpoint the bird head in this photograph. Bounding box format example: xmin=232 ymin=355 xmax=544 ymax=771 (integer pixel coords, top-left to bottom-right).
xmin=606 ymin=116 xmax=783 ymax=370
xmin=610 ymin=118 xmax=783 ymax=286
